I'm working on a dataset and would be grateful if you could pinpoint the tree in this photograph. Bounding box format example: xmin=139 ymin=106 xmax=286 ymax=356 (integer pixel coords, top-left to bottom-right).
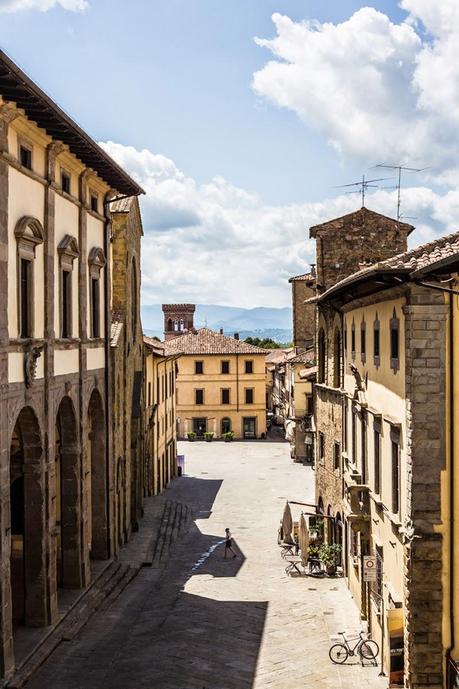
xmin=244 ymin=337 xmax=281 ymax=349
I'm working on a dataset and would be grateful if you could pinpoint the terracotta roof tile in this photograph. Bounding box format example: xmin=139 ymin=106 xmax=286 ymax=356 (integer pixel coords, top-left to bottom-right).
xmin=163 ymin=328 xmax=268 ymax=355
xmin=289 ymin=272 xmax=316 ymax=283
xmin=287 ymin=349 xmax=316 ymax=365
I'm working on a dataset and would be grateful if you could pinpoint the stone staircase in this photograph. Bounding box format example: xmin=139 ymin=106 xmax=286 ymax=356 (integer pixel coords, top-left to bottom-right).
xmin=147 ymin=499 xmax=193 ymax=567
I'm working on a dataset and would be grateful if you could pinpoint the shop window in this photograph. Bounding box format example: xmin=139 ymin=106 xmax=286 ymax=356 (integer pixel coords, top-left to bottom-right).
xmin=244 ymin=360 xmax=253 ymax=374
xmin=221 ymin=360 xmax=230 ymax=374
xmin=221 ymin=388 xmax=230 ymax=404
xmin=195 ymin=360 xmax=204 ymax=375
xmin=245 ymin=388 xmax=254 ymax=404
xmin=195 ymin=389 xmax=204 ymax=405
xmin=390 ymin=309 xmax=400 ymax=372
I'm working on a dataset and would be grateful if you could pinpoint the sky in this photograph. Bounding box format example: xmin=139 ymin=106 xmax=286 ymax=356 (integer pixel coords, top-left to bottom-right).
xmin=1 ymin=0 xmax=459 ymax=307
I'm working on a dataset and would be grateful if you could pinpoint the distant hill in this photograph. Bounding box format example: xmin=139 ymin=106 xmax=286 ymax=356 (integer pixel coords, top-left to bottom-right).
xmin=141 ymin=304 xmax=293 ymax=343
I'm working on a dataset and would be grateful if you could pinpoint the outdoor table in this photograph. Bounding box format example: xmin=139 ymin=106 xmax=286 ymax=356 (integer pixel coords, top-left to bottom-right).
xmin=284 ymin=556 xmax=304 ymax=576
xmin=279 ymin=542 xmax=298 ymax=559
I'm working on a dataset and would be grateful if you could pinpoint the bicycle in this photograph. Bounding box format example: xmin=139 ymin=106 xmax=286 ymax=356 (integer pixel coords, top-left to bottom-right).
xmin=329 ymin=631 xmax=379 ymax=664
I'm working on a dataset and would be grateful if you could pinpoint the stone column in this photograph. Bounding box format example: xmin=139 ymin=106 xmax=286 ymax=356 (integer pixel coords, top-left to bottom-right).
xmin=403 ymin=285 xmax=448 ymax=689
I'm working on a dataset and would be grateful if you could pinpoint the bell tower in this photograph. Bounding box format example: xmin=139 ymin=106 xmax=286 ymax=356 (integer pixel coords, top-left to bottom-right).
xmin=162 ymin=304 xmax=195 ymax=341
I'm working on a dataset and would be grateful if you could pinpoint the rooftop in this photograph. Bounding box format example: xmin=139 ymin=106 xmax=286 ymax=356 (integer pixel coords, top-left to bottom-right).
xmin=163 ymin=328 xmax=267 ymax=355
xmin=309 ymin=207 xmax=414 ymax=238
xmin=287 ymin=349 xmax=316 ymax=365
xmin=288 ymin=272 xmax=316 ymax=284
xmin=0 ymin=50 xmax=143 ymax=197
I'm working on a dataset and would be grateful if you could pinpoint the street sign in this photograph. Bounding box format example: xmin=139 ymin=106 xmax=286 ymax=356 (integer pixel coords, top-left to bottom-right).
xmin=363 ymin=555 xmax=377 ymax=582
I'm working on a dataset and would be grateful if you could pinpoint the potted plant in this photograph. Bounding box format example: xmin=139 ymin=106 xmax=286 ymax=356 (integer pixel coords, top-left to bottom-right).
xmin=204 ymin=432 xmax=214 ymax=442
xmin=187 ymin=431 xmax=196 ymax=442
xmin=318 ymin=543 xmax=342 ymax=575
xmin=223 ymin=431 xmax=234 ymax=442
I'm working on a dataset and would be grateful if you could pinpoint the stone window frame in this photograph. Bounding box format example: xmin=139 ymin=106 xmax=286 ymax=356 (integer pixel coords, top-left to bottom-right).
xmin=15 ymin=216 xmax=44 ymax=339
xmin=360 ymin=319 xmax=366 ymax=364
xmin=373 ymin=313 xmax=381 ymax=368
xmin=88 ymin=247 xmax=105 ymax=339
xmin=373 ymin=416 xmax=382 ymax=497
xmin=351 ymin=319 xmax=356 ymax=360
xmin=390 ymin=308 xmax=400 ymax=373
xmin=57 ymin=234 xmax=79 ymax=339
xmin=221 ymin=388 xmax=231 ymax=405
xmin=17 ymin=135 xmax=33 ymax=171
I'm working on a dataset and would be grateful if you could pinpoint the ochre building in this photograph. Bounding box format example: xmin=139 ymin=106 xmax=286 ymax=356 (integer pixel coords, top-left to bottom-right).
xmin=0 ymin=51 xmax=143 ymax=678
xmin=144 ymin=337 xmax=180 ymax=494
xmin=163 ymin=314 xmax=267 ymax=439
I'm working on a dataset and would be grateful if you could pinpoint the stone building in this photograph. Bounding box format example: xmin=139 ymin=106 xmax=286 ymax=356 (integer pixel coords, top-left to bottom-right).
xmin=0 ymin=51 xmax=143 ymax=677
xmin=285 ymin=349 xmax=316 ymax=463
xmin=314 ymin=227 xmax=459 ymax=688
xmin=143 ymin=337 xmax=180 ymax=494
xmin=163 ymin=316 xmax=267 ymax=439
xmin=163 ymin=303 xmax=195 ymax=340
xmin=289 ymin=268 xmax=316 ymax=349
xmin=110 ymin=197 xmax=145 ymax=543
xmin=313 ymin=208 xmax=413 ymax=545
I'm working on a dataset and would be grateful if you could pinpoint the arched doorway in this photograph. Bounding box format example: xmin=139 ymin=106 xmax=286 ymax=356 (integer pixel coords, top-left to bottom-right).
xmin=87 ymin=390 xmax=107 ymax=560
xmin=10 ymin=407 xmax=47 ymax=627
xmin=55 ymin=397 xmax=82 ymax=589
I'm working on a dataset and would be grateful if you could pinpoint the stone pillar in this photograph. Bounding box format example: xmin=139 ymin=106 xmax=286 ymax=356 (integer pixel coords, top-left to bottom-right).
xmin=403 ymin=286 xmax=448 ymax=689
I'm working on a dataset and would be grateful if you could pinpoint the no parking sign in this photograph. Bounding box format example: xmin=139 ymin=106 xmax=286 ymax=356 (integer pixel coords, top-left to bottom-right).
xmin=363 ymin=555 xmax=377 ymax=582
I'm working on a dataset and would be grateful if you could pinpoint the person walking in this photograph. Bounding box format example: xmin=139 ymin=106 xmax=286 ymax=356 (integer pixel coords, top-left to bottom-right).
xmin=224 ymin=528 xmax=237 ymax=558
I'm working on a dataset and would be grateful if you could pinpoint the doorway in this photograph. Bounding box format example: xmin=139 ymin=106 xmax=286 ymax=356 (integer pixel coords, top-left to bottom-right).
xmin=243 ymin=417 xmax=257 ymax=439
xmin=193 ymin=418 xmax=207 ymax=437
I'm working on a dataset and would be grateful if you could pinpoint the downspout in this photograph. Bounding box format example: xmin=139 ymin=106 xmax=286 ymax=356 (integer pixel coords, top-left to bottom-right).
xmin=103 ymin=201 xmax=111 ymax=558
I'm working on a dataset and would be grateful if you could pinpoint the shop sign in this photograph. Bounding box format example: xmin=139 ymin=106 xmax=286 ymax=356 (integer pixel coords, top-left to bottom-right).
xmin=363 ymin=555 xmax=377 ymax=581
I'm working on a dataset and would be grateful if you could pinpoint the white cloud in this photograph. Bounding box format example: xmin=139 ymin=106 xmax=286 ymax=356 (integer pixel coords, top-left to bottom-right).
xmin=101 ymin=141 xmax=459 ymax=309
xmin=252 ymin=2 xmax=459 ymax=177
xmin=0 ymin=0 xmax=88 ymax=12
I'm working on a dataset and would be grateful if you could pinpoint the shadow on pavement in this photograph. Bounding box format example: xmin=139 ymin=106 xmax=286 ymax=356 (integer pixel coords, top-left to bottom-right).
xmin=25 ymin=474 xmax=268 ymax=689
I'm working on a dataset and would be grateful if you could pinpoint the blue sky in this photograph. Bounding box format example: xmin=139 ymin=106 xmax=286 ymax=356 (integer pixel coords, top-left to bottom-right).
xmin=1 ymin=1 xmax=458 ymax=307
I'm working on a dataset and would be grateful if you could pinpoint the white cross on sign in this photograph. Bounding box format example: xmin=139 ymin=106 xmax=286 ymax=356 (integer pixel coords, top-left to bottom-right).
xmin=363 ymin=555 xmax=377 ymax=582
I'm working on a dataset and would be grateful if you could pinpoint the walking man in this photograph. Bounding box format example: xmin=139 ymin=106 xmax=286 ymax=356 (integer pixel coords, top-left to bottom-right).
xmin=224 ymin=528 xmax=237 ymax=558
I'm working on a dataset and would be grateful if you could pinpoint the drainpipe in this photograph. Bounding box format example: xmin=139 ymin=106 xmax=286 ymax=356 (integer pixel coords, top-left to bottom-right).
xmin=103 ymin=201 xmax=111 ymax=559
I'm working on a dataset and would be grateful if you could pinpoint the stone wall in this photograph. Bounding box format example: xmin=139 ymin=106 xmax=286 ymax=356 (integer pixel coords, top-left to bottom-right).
xmin=291 ymin=279 xmax=315 ymax=349
xmin=403 ymin=285 xmax=448 ymax=689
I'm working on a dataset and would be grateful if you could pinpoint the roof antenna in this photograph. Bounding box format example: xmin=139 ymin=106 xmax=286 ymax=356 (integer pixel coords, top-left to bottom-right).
xmin=333 ymin=174 xmax=394 ymax=207
xmin=374 ymin=163 xmax=427 ymax=221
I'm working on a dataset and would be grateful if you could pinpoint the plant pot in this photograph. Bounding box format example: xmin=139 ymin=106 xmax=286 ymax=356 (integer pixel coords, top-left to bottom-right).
xmin=325 ymin=564 xmax=336 ymax=576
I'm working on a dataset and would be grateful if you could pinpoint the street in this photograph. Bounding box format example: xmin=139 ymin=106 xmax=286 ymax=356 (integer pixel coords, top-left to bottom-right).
xmin=26 ymin=442 xmax=385 ymax=689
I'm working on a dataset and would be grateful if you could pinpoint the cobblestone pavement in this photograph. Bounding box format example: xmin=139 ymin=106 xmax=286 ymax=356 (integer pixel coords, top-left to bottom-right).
xmin=26 ymin=442 xmax=386 ymax=689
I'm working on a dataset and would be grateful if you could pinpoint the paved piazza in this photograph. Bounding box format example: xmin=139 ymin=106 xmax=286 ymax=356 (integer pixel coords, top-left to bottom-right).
xmin=27 ymin=442 xmax=385 ymax=689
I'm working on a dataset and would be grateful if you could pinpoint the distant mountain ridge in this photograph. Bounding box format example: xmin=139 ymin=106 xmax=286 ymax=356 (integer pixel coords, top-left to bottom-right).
xmin=141 ymin=304 xmax=292 ymax=342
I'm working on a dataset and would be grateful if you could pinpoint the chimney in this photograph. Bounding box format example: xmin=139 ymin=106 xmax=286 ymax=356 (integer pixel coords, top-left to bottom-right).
xmin=234 ymin=332 xmax=239 ymax=340
xmin=310 ymin=263 xmax=316 ymax=278
xmin=220 ymin=328 xmax=224 ymax=335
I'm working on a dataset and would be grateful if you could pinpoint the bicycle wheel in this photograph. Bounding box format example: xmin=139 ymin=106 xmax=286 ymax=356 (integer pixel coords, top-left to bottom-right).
xmin=359 ymin=639 xmax=379 ymax=660
xmin=329 ymin=643 xmax=349 ymax=664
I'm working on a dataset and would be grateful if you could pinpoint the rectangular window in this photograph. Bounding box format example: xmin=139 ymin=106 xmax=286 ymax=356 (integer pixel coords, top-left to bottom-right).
xmin=343 ymin=399 xmax=348 ymax=453
xmin=90 ymin=193 xmax=99 ymax=213
xmin=157 ymin=377 xmax=160 ymax=405
xmin=19 ymin=144 xmax=32 ymax=170
xmin=361 ymin=411 xmax=367 ymax=483
xmin=351 ymin=324 xmax=356 ymax=357
xmin=20 ymin=258 xmax=32 ymax=338
xmin=162 ymin=375 xmax=165 ymax=402
xmin=90 ymin=277 xmax=100 ymax=338
xmin=61 ymin=269 xmax=72 ymax=338
xmin=333 ymin=442 xmax=340 ymax=471
xmin=390 ymin=320 xmax=400 ymax=370
xmin=374 ymin=428 xmax=381 ymax=495
xmin=245 ymin=388 xmax=254 ymax=404
xmin=221 ymin=388 xmax=230 ymax=404
xmin=373 ymin=320 xmax=380 ymax=361
xmin=221 ymin=360 xmax=230 ymax=374
xmin=244 ymin=360 xmax=253 ymax=374
xmin=148 ymin=382 xmax=152 ymax=407
xmin=361 ymin=322 xmax=366 ymax=362
xmin=351 ymin=407 xmax=357 ymax=465
xmin=195 ymin=389 xmax=204 ymax=405
xmin=391 ymin=438 xmax=400 ymax=514
xmin=61 ymin=170 xmax=71 ymax=194
xmin=195 ymin=360 xmax=204 ymax=375
xmin=306 ymin=395 xmax=313 ymax=415
xmin=319 ymin=432 xmax=325 ymax=464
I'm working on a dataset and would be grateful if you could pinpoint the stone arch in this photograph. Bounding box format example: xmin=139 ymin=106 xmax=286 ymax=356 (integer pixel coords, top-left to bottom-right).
xmin=55 ymin=396 xmax=83 ymax=589
xmin=10 ymin=406 xmax=48 ymax=627
xmin=14 ymin=215 xmax=44 ymax=244
xmin=87 ymin=389 xmax=108 ymax=560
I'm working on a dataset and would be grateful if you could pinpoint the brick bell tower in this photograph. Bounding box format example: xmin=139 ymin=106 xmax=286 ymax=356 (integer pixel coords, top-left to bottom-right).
xmin=162 ymin=304 xmax=195 ymax=341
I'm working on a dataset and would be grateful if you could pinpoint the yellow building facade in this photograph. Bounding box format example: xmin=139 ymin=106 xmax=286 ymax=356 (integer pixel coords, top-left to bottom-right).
xmin=164 ymin=328 xmax=267 ymax=439
xmin=144 ymin=338 xmax=180 ymax=494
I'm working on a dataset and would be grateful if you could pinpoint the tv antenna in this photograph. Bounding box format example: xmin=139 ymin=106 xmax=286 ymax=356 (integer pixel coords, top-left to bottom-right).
xmin=333 ymin=174 xmax=394 ymax=207
xmin=374 ymin=163 xmax=427 ymax=221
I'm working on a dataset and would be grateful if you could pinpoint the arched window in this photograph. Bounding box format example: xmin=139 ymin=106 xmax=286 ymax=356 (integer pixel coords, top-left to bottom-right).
xmin=318 ymin=328 xmax=326 ymax=384
xmin=333 ymin=329 xmax=341 ymax=388
xmin=221 ymin=417 xmax=231 ymax=435
xmin=167 ymin=318 xmax=173 ymax=332
xmin=15 ymin=216 xmax=44 ymax=338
